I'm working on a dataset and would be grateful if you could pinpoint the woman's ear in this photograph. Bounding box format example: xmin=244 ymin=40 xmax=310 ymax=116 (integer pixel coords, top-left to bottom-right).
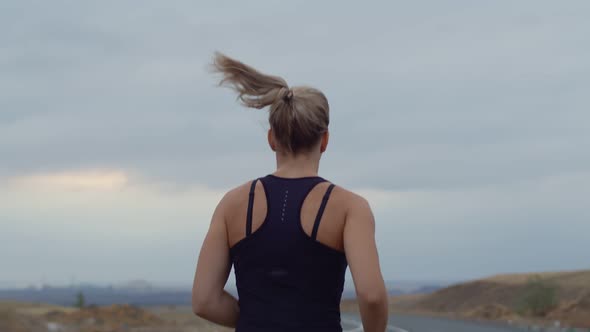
xmin=268 ymin=129 xmax=277 ymax=151
xmin=320 ymin=131 xmax=329 ymax=153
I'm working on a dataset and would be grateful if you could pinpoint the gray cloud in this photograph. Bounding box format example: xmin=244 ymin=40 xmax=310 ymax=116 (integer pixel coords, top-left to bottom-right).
xmin=1 ymin=0 xmax=589 ymax=285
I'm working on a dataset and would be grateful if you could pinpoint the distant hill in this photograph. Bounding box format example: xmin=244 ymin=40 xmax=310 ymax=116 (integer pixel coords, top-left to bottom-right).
xmin=0 ymin=285 xmax=192 ymax=307
xmin=409 ymin=285 xmax=443 ymax=295
xmin=396 ymin=270 xmax=590 ymax=328
xmin=0 ymin=279 xmax=445 ymax=305
xmin=341 ymin=287 xmax=406 ymax=299
xmin=325 ymin=278 xmax=447 ymax=300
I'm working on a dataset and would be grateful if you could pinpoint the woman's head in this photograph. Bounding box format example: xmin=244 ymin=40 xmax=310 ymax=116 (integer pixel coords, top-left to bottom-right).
xmin=212 ymin=52 xmax=330 ymax=155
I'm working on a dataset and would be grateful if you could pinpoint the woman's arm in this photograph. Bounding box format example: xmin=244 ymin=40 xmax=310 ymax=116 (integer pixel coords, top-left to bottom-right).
xmin=192 ymin=194 xmax=239 ymax=327
xmin=344 ymin=195 xmax=388 ymax=332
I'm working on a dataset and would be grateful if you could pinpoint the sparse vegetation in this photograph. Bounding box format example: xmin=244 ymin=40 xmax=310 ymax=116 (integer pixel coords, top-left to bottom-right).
xmin=74 ymin=291 xmax=86 ymax=309
xmin=397 ymin=270 xmax=590 ymax=327
xmin=517 ymin=276 xmax=558 ymax=317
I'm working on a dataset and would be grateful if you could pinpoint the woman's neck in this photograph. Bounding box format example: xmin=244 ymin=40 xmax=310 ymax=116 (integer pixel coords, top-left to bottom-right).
xmin=274 ymin=151 xmax=321 ymax=178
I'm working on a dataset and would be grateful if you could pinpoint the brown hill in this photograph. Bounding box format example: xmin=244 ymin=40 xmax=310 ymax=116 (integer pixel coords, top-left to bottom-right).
xmin=45 ymin=304 xmax=163 ymax=330
xmin=0 ymin=309 xmax=30 ymax=332
xmin=0 ymin=301 xmax=74 ymax=332
xmin=0 ymin=301 xmax=232 ymax=332
xmin=0 ymin=301 xmax=165 ymax=332
xmin=547 ymin=292 xmax=590 ymax=328
xmin=404 ymin=270 xmax=590 ymax=328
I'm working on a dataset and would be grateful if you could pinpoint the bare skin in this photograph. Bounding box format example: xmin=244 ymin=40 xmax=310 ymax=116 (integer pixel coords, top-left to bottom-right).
xmin=192 ymin=130 xmax=388 ymax=331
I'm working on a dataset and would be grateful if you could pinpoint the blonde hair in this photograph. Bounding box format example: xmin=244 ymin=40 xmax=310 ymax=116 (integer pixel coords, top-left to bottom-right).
xmin=212 ymin=52 xmax=330 ymax=154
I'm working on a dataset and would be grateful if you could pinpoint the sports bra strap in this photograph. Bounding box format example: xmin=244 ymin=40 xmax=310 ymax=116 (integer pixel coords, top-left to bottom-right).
xmin=246 ymin=179 xmax=259 ymax=236
xmin=311 ymin=183 xmax=336 ymax=240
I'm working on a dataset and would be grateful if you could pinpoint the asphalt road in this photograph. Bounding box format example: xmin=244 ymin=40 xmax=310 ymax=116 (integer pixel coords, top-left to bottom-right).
xmin=343 ymin=313 xmax=524 ymax=332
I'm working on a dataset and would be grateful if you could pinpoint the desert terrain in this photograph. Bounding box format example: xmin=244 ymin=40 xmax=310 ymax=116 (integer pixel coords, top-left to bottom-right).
xmin=386 ymin=270 xmax=590 ymax=328
xmin=2 ymin=270 xmax=590 ymax=331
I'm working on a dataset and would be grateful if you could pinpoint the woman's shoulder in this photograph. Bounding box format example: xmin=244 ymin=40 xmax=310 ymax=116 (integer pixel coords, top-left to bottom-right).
xmin=329 ymin=185 xmax=374 ymax=228
xmin=220 ymin=179 xmax=257 ymax=204
xmin=325 ymin=182 xmax=373 ymax=214
xmin=212 ymin=179 xmax=261 ymax=223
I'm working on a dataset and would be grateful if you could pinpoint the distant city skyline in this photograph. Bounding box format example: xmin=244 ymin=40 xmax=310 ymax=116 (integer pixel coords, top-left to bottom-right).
xmin=2 ymin=1 xmax=589 ymax=287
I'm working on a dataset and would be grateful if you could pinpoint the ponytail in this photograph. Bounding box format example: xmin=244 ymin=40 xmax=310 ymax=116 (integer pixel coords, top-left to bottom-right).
xmin=212 ymin=52 xmax=330 ymax=154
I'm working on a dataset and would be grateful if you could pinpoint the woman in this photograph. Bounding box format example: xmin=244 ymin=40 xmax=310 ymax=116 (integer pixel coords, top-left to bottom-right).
xmin=192 ymin=52 xmax=388 ymax=332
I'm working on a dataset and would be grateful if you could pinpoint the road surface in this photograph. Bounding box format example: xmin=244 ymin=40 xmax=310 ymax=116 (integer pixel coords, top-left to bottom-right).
xmin=343 ymin=313 xmax=524 ymax=332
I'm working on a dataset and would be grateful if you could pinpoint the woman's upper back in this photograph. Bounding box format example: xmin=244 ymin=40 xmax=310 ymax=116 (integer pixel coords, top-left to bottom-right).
xmin=224 ymin=174 xmax=352 ymax=331
xmin=192 ymin=53 xmax=388 ymax=331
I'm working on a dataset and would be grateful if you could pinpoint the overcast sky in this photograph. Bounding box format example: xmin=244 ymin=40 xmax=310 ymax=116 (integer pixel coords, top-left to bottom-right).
xmin=1 ymin=1 xmax=589 ymax=289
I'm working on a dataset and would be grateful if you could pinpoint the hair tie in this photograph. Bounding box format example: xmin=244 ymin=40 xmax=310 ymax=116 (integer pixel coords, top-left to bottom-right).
xmin=279 ymin=87 xmax=293 ymax=102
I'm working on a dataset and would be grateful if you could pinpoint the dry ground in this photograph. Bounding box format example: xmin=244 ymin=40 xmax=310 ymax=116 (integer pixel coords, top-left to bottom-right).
xmin=391 ymin=269 xmax=590 ymax=328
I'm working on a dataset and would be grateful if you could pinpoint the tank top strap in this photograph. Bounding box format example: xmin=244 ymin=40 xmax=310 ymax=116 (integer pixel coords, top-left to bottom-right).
xmin=311 ymin=183 xmax=336 ymax=240
xmin=246 ymin=178 xmax=259 ymax=236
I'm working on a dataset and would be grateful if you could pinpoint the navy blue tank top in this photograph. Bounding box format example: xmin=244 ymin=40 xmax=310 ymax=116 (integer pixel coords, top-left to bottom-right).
xmin=229 ymin=174 xmax=348 ymax=332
